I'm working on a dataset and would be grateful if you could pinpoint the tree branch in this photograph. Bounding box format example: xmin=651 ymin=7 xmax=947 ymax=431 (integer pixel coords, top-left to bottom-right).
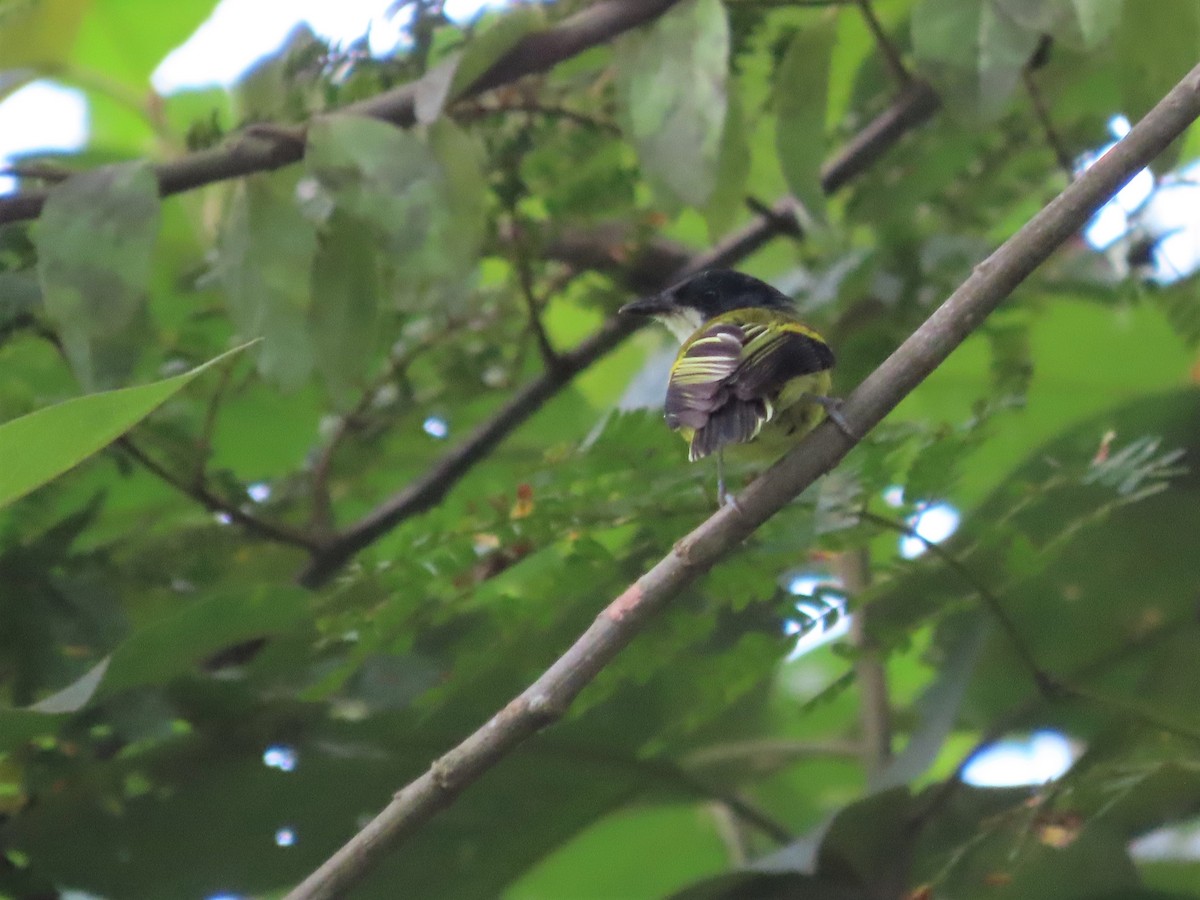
xmin=284 ymin=53 xmax=1200 ymax=900
xmin=297 ymin=82 xmax=943 ymax=587
xmin=0 ymin=0 xmax=686 ymax=226
xmin=840 ymin=547 xmax=892 ymax=779
xmin=861 ymin=509 xmax=1058 ymax=698
xmin=117 ymin=437 xmax=318 ymax=551
xmin=855 ymin=0 xmax=911 ymax=87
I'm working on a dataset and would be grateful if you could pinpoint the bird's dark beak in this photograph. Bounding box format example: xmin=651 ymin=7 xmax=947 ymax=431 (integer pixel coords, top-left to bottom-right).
xmin=619 ymin=292 xmax=674 ymax=317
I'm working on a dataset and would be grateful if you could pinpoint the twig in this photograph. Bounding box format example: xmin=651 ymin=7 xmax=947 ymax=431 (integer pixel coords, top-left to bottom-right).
xmin=297 ymin=81 xmax=943 ymax=587
xmin=454 ymin=99 xmax=622 ymax=134
xmin=0 ymin=0 xmax=687 ymax=226
xmin=1023 ymin=68 xmax=1076 ymax=178
xmin=193 ymin=363 xmax=235 ymax=485
xmin=745 ymin=195 xmax=804 ymax=239
xmin=0 ymin=162 xmax=73 ymax=183
xmin=683 ymin=737 xmax=859 ymax=768
xmin=284 ymin=56 xmax=1200 ymax=900
xmin=839 ymin=547 xmax=892 ymax=778
xmin=911 ymin=609 xmax=1200 ymax=833
xmin=855 ymin=0 xmax=911 ymax=87
xmin=860 ymin=509 xmax=1058 ymax=697
xmin=513 ymin=239 xmax=561 ymax=370
xmin=118 ymin=437 xmax=318 ymax=551
xmin=821 ymin=79 xmax=940 ymax=195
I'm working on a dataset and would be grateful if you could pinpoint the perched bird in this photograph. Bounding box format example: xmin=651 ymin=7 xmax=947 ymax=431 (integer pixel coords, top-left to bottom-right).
xmin=620 ymin=269 xmax=841 ymax=503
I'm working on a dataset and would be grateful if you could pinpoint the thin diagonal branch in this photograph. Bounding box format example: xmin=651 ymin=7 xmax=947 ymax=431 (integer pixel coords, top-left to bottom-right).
xmin=860 ymin=509 xmax=1058 ymax=697
xmin=855 ymin=0 xmax=911 ymax=87
xmin=285 ymin=54 xmax=1200 ymax=900
xmin=1023 ymin=68 xmax=1076 ymax=178
xmin=297 ymin=81 xmax=943 ymax=587
xmin=0 ymin=0 xmax=686 ymax=226
xmin=118 ymin=437 xmax=319 ymax=551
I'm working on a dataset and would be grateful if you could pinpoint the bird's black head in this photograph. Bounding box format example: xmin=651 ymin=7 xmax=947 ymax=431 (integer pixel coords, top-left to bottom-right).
xmin=619 ymin=269 xmax=795 ymax=340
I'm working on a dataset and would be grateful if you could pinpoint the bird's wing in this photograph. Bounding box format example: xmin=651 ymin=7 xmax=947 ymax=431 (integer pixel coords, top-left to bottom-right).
xmin=665 ymin=320 xmax=834 ymax=461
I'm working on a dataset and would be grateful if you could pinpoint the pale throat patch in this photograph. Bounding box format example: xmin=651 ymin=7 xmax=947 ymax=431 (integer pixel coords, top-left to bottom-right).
xmin=655 ymin=308 xmax=706 ymax=343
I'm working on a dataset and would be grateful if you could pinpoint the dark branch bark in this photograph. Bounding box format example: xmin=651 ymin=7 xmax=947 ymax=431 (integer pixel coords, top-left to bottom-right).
xmin=297 ymin=83 xmax=942 ymax=587
xmin=285 ymin=53 xmax=1200 ymax=900
xmin=0 ymin=0 xmax=685 ymax=225
xmin=117 ymin=437 xmax=318 ymax=551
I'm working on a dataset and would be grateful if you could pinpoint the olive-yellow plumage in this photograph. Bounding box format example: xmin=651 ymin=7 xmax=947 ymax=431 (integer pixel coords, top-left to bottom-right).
xmin=620 ymin=270 xmax=836 ymax=471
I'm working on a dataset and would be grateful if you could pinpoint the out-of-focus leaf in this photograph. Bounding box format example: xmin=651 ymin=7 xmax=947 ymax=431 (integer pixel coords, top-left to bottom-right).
xmin=1115 ymin=0 xmax=1200 ymax=119
xmin=873 ymin=614 xmax=986 ymax=791
xmin=0 ymin=0 xmax=91 ymax=73
xmin=513 ymin=805 xmax=732 ymax=900
xmin=0 ymin=343 xmax=250 ymax=510
xmin=305 ymin=114 xmax=440 ymax=255
xmin=28 ymin=585 xmax=309 ymax=713
xmin=775 ymin=17 xmax=836 ymax=216
xmin=417 ymin=8 xmax=546 ymax=123
xmin=615 ymin=0 xmax=729 ymax=208
xmin=669 ymin=871 xmax=868 ymax=900
xmin=447 ymin=6 xmax=545 ymax=99
xmin=816 ymin=788 xmax=914 ymax=892
xmin=219 ymin=171 xmax=316 ymax=390
xmin=1068 ymin=0 xmax=1123 ymax=47
xmin=912 ymin=0 xmax=1040 ymax=118
xmin=704 ymin=86 xmax=750 ymax=237
xmin=424 ymin=117 xmax=487 ymax=284
xmin=305 ymin=115 xmax=485 ymax=306
xmin=310 ymin=212 xmax=380 ymax=403
xmin=72 ymin=0 xmax=219 ymax=89
xmin=36 ymin=162 xmax=160 ymax=389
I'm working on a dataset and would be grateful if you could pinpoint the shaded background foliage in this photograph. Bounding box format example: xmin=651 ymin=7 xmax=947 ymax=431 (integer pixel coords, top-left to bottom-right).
xmin=0 ymin=0 xmax=1198 ymax=898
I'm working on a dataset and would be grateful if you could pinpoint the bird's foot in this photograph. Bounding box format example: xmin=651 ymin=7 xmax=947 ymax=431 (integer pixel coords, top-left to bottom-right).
xmin=718 ymin=489 xmax=742 ymax=513
xmin=806 ymin=394 xmax=858 ymax=441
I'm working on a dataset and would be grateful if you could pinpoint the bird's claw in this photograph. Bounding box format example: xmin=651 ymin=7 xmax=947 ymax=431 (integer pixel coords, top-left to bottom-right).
xmin=806 ymin=394 xmax=858 ymax=441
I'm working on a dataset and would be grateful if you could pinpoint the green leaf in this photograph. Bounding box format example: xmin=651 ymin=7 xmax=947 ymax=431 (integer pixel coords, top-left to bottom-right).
xmin=448 ymin=6 xmax=545 ymax=100
xmin=309 ymin=212 xmax=380 ymax=404
xmin=775 ymin=18 xmax=836 ymax=216
xmin=0 ymin=0 xmax=91 ymax=73
xmin=616 ymin=0 xmax=729 ymax=208
xmin=1115 ymin=0 xmax=1200 ymax=119
xmin=305 ymin=115 xmax=485 ymax=301
xmin=305 ymin=114 xmax=441 ymax=259
xmin=219 ymin=171 xmax=316 ymax=391
xmin=72 ymin=0 xmax=220 ymax=88
xmin=912 ymin=0 xmax=1040 ymax=118
xmin=1068 ymin=0 xmax=1123 ymax=47
xmin=35 ymin=161 xmax=160 ymax=390
xmin=817 ymin=788 xmax=915 ymax=892
xmin=424 ymin=118 xmax=487 ymax=282
xmin=704 ymin=86 xmax=751 ymax=237
xmin=668 ymin=872 xmax=869 ymax=900
xmin=29 ymin=585 xmax=309 ymax=713
xmin=0 ymin=343 xmax=250 ymax=511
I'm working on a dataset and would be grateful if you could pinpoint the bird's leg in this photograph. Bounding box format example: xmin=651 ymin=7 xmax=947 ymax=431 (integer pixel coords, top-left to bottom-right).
xmin=716 ymin=450 xmax=740 ymax=510
xmin=804 ymin=394 xmax=858 ymax=441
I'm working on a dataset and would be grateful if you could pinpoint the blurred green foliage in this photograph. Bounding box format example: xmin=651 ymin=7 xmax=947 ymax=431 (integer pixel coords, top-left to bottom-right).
xmin=0 ymin=0 xmax=1198 ymax=898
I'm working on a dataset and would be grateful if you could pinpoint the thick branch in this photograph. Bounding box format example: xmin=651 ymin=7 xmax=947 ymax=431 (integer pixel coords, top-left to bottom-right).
xmin=298 ymin=82 xmax=943 ymax=587
xmin=0 ymin=0 xmax=685 ymax=225
xmin=285 ymin=54 xmax=1200 ymax=900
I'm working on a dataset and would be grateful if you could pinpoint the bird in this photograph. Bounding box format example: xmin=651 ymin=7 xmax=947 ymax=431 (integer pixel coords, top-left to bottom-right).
xmin=619 ymin=269 xmax=842 ymax=505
